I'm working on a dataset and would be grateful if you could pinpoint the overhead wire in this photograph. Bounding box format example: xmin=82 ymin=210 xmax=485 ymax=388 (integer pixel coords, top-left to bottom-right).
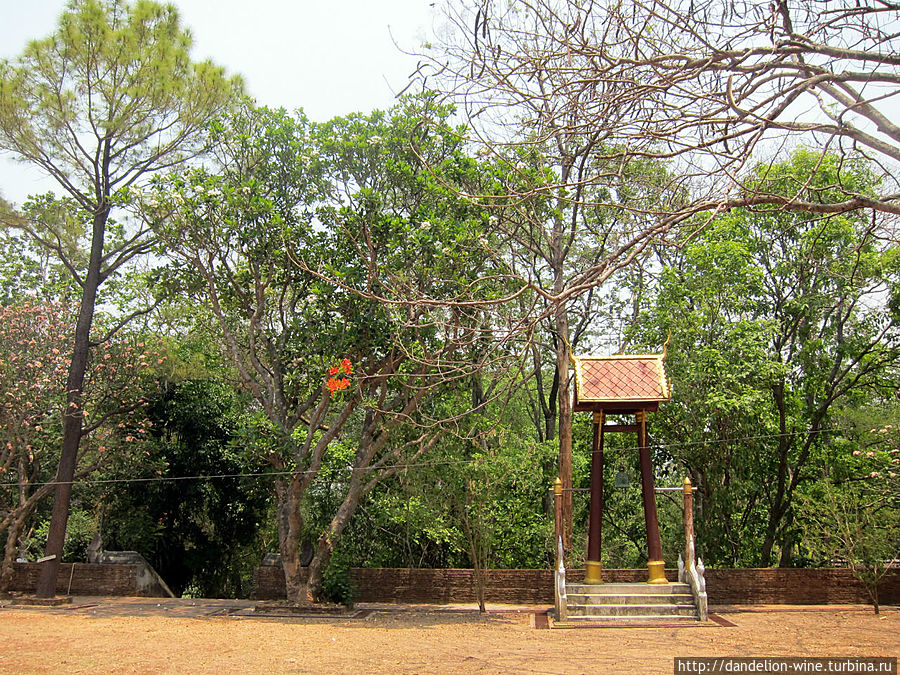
xmin=0 ymin=424 xmax=857 ymax=489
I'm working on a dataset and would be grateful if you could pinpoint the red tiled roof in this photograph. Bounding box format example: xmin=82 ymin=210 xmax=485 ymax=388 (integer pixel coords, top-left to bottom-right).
xmin=574 ymin=354 xmax=670 ymax=403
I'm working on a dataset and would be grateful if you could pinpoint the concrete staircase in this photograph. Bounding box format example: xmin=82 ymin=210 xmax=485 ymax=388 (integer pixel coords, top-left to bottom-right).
xmin=563 ymin=582 xmax=699 ymax=622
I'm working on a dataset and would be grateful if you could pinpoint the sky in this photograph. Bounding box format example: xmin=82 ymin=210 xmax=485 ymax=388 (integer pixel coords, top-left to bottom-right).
xmin=0 ymin=0 xmax=437 ymax=205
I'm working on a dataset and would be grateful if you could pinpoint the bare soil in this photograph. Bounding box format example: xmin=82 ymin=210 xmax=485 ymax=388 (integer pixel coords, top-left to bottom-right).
xmin=0 ymin=597 xmax=897 ymax=674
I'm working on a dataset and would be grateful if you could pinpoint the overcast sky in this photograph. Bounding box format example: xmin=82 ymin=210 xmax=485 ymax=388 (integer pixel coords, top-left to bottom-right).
xmin=0 ymin=0 xmax=437 ymax=205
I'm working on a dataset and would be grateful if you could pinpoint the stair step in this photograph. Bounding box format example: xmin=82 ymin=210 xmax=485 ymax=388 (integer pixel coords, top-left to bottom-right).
xmin=567 ymin=593 xmax=695 ymax=606
xmin=566 ymin=603 xmax=697 ymax=617
xmin=567 ymin=582 xmax=690 ymax=595
xmin=562 ymin=581 xmax=701 ymax=621
xmin=563 ymin=614 xmax=700 ymax=623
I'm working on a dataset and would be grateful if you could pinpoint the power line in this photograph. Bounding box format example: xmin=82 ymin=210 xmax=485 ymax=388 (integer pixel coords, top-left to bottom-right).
xmin=0 ymin=425 xmax=858 ymax=489
xmin=597 ymin=425 xmax=848 ymax=454
xmin=0 ymin=457 xmax=484 ymax=489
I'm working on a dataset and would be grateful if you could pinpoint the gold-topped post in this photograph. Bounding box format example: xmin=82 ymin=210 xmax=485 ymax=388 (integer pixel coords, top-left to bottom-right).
xmin=585 ymin=411 xmax=605 ymax=584
xmin=637 ymin=410 xmax=667 ymax=584
xmin=553 ymin=476 xmax=563 ymax=559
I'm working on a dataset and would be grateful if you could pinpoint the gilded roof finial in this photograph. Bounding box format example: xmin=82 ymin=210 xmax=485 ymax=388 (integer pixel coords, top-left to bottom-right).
xmin=561 ymin=330 xmax=577 ymax=368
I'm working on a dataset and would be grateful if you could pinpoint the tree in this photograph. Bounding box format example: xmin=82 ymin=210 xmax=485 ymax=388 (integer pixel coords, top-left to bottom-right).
xmin=0 ymin=204 xmax=74 ymax=304
xmin=426 ymin=0 xmax=900 ymax=219
xmin=797 ymin=416 xmax=899 ymax=614
xmin=0 ymin=299 xmax=161 ymax=595
xmin=0 ymin=0 xmax=240 ymax=596
xmin=632 ymin=149 xmax=900 ymax=566
xmin=149 ymin=98 xmax=507 ymax=603
xmin=101 ymin=378 xmax=272 ymax=598
xmin=420 ymin=1 xmax=698 ymax=540
xmin=435 ymin=432 xmax=554 ymax=612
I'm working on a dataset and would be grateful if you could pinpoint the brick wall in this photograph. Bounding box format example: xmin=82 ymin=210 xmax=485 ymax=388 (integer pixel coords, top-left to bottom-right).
xmin=251 ymin=565 xmax=308 ymax=600
xmin=9 ymin=562 xmax=170 ymax=597
xmin=253 ymin=566 xmax=900 ymax=606
xmin=704 ymin=568 xmax=900 ymax=605
xmin=14 ymin=561 xmax=897 ymax=604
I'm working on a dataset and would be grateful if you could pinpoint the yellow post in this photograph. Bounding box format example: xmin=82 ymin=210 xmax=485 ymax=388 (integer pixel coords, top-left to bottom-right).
xmin=585 ymin=411 xmax=605 ymax=585
xmin=637 ymin=409 xmax=668 ymax=584
xmin=553 ymin=477 xmax=563 ymax=562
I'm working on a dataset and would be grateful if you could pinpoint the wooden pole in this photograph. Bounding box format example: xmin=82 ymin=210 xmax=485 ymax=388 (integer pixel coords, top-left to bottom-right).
xmin=683 ymin=477 xmax=695 ymax=570
xmin=637 ymin=410 xmax=667 ymax=584
xmin=554 ymin=477 xmax=563 ymax=561
xmin=585 ymin=411 xmax=604 ymax=584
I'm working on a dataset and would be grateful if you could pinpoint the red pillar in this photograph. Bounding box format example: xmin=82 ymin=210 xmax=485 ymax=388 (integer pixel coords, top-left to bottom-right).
xmin=637 ymin=409 xmax=667 ymax=583
xmin=585 ymin=411 xmax=604 ymax=584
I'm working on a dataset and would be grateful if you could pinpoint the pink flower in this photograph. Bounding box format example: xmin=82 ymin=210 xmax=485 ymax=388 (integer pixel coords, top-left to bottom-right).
xmin=852 ymin=450 xmax=861 ymax=456
xmin=870 ymin=471 xmax=879 ymax=478
xmin=866 ymin=451 xmax=875 ymax=457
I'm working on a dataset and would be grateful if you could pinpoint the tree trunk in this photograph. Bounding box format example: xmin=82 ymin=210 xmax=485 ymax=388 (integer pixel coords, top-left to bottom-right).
xmin=465 ymin=515 xmax=487 ymax=614
xmin=555 ymin=306 xmax=573 ymax=547
xmin=36 ymin=207 xmax=109 ymax=598
xmin=760 ymin=380 xmax=792 ymax=568
xmin=275 ymin=477 xmax=307 ymax=605
xmin=760 ymin=499 xmax=789 ymax=567
xmin=760 ymin=529 xmax=776 ymax=567
xmin=778 ymin=534 xmax=794 ymax=567
xmin=531 ymin=343 xmax=558 ymax=442
xmin=305 ymin=466 xmax=369 ymax=603
xmin=0 ymin=513 xmax=28 ymax=596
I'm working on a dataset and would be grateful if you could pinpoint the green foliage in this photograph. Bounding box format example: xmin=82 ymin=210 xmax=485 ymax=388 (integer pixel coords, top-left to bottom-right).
xmin=26 ymin=509 xmax=96 ymax=563
xmin=629 ymin=148 xmax=900 ymax=566
xmin=144 ymin=94 xmax=518 ymax=602
xmin=101 ymin=379 xmax=272 ymax=598
xmin=0 ymin=225 xmax=72 ymax=303
xmin=0 ymin=0 xmax=243 ymax=592
xmin=320 ymin=547 xmax=356 ymax=606
xmin=348 ymin=419 xmax=557 ymax=571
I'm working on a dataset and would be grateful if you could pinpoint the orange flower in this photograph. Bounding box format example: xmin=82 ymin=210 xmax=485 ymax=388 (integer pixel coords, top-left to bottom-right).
xmin=325 ymin=359 xmax=353 ymax=393
xmin=326 ymin=376 xmax=350 ymax=393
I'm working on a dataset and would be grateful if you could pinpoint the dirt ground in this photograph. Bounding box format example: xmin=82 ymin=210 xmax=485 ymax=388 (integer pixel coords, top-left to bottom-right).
xmin=0 ymin=597 xmax=897 ymax=674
